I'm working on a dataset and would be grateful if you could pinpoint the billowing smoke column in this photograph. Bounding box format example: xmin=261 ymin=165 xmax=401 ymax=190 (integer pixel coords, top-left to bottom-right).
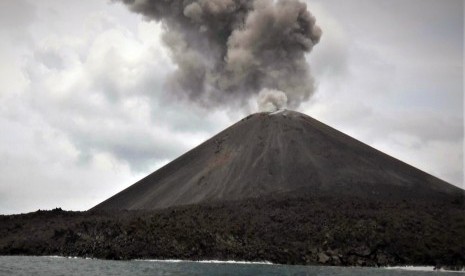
xmin=119 ymin=0 xmax=321 ymax=110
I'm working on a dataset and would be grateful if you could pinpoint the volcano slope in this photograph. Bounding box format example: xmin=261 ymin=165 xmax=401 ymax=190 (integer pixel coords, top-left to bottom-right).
xmin=93 ymin=110 xmax=462 ymax=210
xmin=1 ymin=110 xmax=464 ymax=268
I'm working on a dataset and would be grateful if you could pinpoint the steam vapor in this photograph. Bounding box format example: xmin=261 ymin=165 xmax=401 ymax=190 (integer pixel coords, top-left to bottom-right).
xmin=118 ymin=0 xmax=322 ymax=110
xmin=257 ymin=88 xmax=287 ymax=112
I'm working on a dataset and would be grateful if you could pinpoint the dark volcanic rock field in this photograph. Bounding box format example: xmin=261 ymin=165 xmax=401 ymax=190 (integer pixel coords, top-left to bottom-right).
xmin=1 ymin=193 xmax=464 ymax=268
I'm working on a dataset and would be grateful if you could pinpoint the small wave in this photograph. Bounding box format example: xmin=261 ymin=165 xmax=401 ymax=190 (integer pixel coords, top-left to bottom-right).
xmin=197 ymin=260 xmax=273 ymax=265
xmin=43 ymin=256 xmax=271 ymax=264
xmin=45 ymin=256 xmax=67 ymax=259
xmin=134 ymin=259 xmax=273 ymax=265
xmin=384 ymin=266 xmax=465 ymax=273
xmin=43 ymin=256 xmax=94 ymax=260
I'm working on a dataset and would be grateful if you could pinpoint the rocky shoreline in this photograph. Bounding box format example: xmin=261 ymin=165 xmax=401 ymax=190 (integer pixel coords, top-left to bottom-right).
xmin=1 ymin=194 xmax=464 ymax=269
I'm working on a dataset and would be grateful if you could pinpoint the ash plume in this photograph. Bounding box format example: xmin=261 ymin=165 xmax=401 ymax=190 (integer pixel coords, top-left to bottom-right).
xmin=118 ymin=0 xmax=322 ymax=110
xmin=258 ymin=88 xmax=287 ymax=112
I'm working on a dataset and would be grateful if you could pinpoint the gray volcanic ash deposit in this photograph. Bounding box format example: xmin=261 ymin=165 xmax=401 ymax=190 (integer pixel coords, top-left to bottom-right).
xmin=93 ymin=110 xmax=463 ymax=211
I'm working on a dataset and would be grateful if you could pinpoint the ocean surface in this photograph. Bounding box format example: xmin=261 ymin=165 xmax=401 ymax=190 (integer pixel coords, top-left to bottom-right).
xmin=0 ymin=256 xmax=463 ymax=276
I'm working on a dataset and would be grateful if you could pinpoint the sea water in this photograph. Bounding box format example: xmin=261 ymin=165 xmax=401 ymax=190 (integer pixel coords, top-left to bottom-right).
xmin=0 ymin=256 xmax=463 ymax=276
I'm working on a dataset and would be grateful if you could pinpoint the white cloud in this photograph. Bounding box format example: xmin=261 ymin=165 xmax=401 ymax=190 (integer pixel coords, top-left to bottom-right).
xmin=0 ymin=0 xmax=235 ymax=214
xmin=304 ymin=0 xmax=463 ymax=187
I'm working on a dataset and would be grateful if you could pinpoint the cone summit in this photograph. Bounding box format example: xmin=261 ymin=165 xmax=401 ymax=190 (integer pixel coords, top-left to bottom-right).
xmin=93 ymin=110 xmax=462 ymax=211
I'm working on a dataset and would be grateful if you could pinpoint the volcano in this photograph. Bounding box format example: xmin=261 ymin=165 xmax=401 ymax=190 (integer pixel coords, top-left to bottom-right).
xmin=93 ymin=110 xmax=463 ymax=211
xmin=3 ymin=110 xmax=464 ymax=266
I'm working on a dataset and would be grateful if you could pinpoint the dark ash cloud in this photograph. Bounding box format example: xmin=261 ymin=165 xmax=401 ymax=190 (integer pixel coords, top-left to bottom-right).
xmin=118 ymin=0 xmax=321 ymax=109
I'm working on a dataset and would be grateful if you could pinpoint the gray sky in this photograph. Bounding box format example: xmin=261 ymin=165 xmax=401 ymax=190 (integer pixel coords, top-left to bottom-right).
xmin=0 ymin=0 xmax=463 ymax=214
